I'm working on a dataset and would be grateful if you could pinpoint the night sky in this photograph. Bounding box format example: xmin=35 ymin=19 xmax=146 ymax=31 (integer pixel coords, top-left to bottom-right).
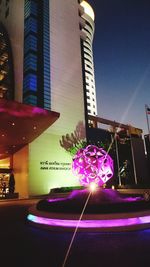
xmin=88 ymin=0 xmax=150 ymax=135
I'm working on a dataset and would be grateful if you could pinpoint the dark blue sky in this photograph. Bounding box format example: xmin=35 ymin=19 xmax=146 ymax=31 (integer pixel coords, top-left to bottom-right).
xmin=88 ymin=0 xmax=150 ymax=135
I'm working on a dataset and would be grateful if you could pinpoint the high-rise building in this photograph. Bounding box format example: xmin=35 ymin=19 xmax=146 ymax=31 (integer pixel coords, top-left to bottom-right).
xmin=0 ymin=0 xmax=97 ymax=114
xmin=0 ymin=0 xmax=97 ymax=197
xmin=79 ymin=0 xmax=97 ymax=116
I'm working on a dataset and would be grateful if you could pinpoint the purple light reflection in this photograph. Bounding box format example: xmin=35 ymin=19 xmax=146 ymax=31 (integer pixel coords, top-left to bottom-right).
xmin=48 ymin=197 xmax=66 ymax=203
xmin=47 ymin=192 xmax=143 ymax=204
xmin=27 ymin=214 xmax=150 ymax=229
xmin=0 ymin=100 xmax=48 ymax=117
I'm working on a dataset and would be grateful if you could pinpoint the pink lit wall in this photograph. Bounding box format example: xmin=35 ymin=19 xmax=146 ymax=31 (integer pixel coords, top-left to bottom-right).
xmin=28 ymin=0 xmax=86 ymax=196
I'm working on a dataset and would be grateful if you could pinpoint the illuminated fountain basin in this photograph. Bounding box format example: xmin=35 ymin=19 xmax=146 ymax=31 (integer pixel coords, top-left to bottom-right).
xmin=27 ymin=188 xmax=150 ymax=232
xmin=27 ymin=145 xmax=150 ymax=232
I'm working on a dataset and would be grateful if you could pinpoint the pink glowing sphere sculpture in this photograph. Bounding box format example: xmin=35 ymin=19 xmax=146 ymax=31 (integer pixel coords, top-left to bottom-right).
xmin=72 ymin=145 xmax=114 ymax=186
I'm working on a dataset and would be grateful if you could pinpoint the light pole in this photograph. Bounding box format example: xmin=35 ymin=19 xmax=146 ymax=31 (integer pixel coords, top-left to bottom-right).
xmin=145 ymin=104 xmax=150 ymax=140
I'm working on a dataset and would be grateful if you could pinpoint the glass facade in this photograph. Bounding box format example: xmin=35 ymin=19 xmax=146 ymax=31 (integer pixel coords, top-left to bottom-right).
xmin=23 ymin=0 xmax=51 ymax=110
xmin=0 ymin=23 xmax=14 ymax=100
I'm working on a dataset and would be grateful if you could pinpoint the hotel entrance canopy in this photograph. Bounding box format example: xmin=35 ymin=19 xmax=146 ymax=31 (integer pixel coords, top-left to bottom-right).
xmin=0 ymin=99 xmax=60 ymax=159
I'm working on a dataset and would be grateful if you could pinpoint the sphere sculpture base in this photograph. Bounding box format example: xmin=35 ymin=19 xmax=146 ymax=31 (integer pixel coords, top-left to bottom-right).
xmin=27 ymin=188 xmax=150 ymax=232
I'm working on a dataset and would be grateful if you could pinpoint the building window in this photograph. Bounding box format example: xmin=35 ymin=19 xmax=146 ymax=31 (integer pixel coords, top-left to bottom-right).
xmin=24 ymin=73 xmax=37 ymax=92
xmin=85 ymin=69 xmax=93 ymax=76
xmin=85 ymin=57 xmax=92 ymax=64
xmin=25 ymin=17 xmax=37 ymax=35
xmin=24 ymin=54 xmax=37 ymax=71
xmin=84 ymin=50 xmax=91 ymax=58
xmin=0 ymin=23 xmax=14 ymax=100
xmin=24 ymin=35 xmax=37 ymax=53
xmin=24 ymin=95 xmax=37 ymax=106
xmin=86 ymin=21 xmax=93 ymax=31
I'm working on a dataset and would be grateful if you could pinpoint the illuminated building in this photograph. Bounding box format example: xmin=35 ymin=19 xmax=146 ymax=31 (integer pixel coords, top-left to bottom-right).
xmin=0 ymin=0 xmax=97 ymax=198
xmin=87 ymin=116 xmax=149 ymax=187
xmin=79 ymin=0 xmax=97 ymax=116
xmin=0 ymin=1 xmax=149 ymax=199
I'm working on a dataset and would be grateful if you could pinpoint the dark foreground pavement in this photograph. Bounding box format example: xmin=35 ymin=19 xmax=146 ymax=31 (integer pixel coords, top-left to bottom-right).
xmin=0 ymin=199 xmax=150 ymax=267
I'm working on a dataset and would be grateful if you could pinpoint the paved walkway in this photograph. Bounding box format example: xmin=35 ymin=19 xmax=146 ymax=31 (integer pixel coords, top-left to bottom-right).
xmin=1 ymin=198 xmax=150 ymax=267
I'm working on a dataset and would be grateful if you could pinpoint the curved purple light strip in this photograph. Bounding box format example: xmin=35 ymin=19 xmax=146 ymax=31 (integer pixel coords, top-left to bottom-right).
xmin=27 ymin=214 xmax=150 ymax=229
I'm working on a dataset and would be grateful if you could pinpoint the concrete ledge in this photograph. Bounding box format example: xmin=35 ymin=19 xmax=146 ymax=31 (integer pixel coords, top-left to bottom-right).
xmin=0 ymin=192 xmax=19 ymax=199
